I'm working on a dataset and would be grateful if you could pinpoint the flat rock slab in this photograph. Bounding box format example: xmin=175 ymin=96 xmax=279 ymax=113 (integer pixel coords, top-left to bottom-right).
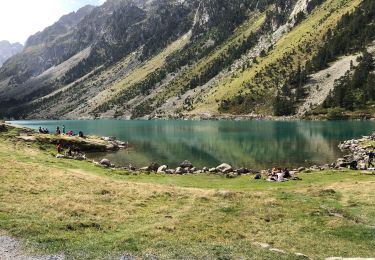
xmin=16 ymin=136 xmax=37 ymax=142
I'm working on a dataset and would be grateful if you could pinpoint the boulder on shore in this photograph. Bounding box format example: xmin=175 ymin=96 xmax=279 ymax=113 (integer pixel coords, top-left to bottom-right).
xmin=148 ymin=162 xmax=160 ymax=172
xmin=236 ymin=168 xmax=250 ymax=174
xmin=157 ymin=165 xmax=168 ymax=173
xmin=100 ymin=158 xmax=111 ymax=167
xmin=175 ymin=167 xmax=184 ymax=174
xmin=216 ymin=163 xmax=233 ymax=173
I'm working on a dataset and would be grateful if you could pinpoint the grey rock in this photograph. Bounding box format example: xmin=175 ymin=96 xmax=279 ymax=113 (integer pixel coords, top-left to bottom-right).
xmin=236 ymin=167 xmax=250 ymax=174
xmin=165 ymin=169 xmax=176 ymax=174
xmin=175 ymin=167 xmax=184 ymax=174
xmin=74 ymin=155 xmax=86 ymax=161
xmin=295 ymin=252 xmax=309 ymax=258
xmin=252 ymin=242 xmax=271 ymax=249
xmin=157 ymin=165 xmax=168 ymax=173
xmin=180 ymin=160 xmax=193 ymax=168
xmin=216 ymin=163 xmax=233 ymax=173
xmin=269 ymin=248 xmax=286 ymax=254
xmin=148 ymin=162 xmax=160 ymax=172
xmin=100 ymin=158 xmax=111 ymax=167
xmin=226 ymin=172 xmax=237 ymax=178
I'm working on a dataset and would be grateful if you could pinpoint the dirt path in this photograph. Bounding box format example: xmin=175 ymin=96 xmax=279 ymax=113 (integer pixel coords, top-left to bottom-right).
xmin=0 ymin=235 xmax=63 ymax=260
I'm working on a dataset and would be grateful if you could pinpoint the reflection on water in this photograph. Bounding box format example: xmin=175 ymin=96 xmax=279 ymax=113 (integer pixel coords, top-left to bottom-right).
xmin=11 ymin=120 xmax=375 ymax=169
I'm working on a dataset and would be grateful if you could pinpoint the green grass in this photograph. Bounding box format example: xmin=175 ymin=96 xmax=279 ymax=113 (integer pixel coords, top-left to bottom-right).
xmin=1 ymin=125 xmax=375 ymax=259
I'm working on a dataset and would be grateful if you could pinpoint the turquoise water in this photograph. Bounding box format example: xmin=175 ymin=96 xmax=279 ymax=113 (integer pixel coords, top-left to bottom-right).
xmin=11 ymin=120 xmax=375 ymax=169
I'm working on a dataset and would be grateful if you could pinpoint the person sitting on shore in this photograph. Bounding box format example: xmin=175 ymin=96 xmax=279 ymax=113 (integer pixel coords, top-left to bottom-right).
xmin=38 ymin=127 xmax=43 ymax=133
xmin=283 ymin=168 xmax=291 ymax=178
xmin=62 ymin=125 xmax=66 ymax=134
xmin=349 ymin=160 xmax=358 ymax=170
xmin=78 ymin=131 xmax=85 ymax=138
xmin=66 ymin=130 xmax=74 ymax=136
xmin=56 ymin=126 xmax=61 ymax=135
xmin=367 ymin=151 xmax=375 ymax=168
xmin=66 ymin=147 xmax=73 ymax=157
xmin=56 ymin=143 xmax=63 ymax=153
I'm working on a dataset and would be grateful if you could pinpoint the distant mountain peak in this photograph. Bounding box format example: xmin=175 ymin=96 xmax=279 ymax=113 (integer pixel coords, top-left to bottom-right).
xmin=0 ymin=40 xmax=23 ymax=67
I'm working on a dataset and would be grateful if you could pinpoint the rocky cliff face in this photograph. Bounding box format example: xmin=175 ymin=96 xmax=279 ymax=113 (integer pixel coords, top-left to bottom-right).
xmin=0 ymin=0 xmax=372 ymax=119
xmin=0 ymin=41 xmax=23 ymax=67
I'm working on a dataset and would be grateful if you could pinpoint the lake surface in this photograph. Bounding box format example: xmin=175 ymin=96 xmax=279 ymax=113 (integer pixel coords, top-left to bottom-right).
xmin=11 ymin=120 xmax=375 ymax=169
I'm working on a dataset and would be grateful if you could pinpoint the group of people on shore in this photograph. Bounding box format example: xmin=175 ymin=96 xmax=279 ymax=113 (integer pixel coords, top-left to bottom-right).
xmin=38 ymin=127 xmax=50 ymax=134
xmin=266 ymin=167 xmax=294 ymax=182
xmin=39 ymin=125 xmax=85 ymax=138
xmin=57 ymin=143 xmax=83 ymax=158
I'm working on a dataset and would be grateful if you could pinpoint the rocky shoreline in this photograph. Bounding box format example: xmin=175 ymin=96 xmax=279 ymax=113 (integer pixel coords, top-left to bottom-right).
xmin=91 ymin=133 xmax=375 ymax=179
xmin=5 ymin=122 xmax=375 ymax=179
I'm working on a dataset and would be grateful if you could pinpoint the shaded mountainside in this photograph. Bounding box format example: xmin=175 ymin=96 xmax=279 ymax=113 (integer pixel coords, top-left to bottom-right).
xmin=0 ymin=41 xmax=23 ymax=67
xmin=0 ymin=0 xmax=374 ymax=119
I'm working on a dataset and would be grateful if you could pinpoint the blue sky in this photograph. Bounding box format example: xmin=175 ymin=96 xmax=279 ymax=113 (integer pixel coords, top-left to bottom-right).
xmin=62 ymin=0 xmax=105 ymax=12
xmin=0 ymin=0 xmax=105 ymax=44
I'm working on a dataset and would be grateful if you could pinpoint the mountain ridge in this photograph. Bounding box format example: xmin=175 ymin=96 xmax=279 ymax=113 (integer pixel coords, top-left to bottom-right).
xmin=0 ymin=0 xmax=374 ymax=120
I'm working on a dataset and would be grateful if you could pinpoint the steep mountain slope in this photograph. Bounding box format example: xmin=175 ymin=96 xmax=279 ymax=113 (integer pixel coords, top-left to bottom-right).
xmin=0 ymin=0 xmax=373 ymax=119
xmin=0 ymin=41 xmax=23 ymax=67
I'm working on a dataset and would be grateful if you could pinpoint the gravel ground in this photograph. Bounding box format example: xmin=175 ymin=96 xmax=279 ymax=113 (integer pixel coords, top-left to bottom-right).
xmin=0 ymin=235 xmax=63 ymax=260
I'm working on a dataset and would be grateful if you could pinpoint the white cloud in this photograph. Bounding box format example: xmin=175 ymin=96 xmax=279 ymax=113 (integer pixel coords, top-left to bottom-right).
xmin=0 ymin=0 xmax=103 ymax=44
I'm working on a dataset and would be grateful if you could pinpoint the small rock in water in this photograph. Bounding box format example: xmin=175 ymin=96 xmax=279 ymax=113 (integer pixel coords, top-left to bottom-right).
xmin=180 ymin=160 xmax=193 ymax=168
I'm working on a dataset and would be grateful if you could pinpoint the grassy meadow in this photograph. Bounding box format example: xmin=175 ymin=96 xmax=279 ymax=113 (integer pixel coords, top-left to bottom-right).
xmin=1 ymin=125 xmax=375 ymax=259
